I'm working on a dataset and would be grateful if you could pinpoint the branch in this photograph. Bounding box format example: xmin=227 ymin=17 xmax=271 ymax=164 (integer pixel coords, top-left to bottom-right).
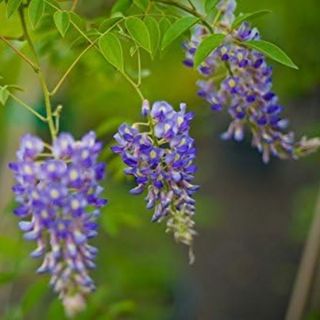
xmin=0 ymin=35 xmax=39 ymax=72
xmin=153 ymin=0 xmax=213 ymax=32
xmin=9 ymin=92 xmax=47 ymax=122
xmin=71 ymin=0 xmax=79 ymax=11
xmin=70 ymin=21 xmax=145 ymax=102
xmin=18 ymin=7 xmax=57 ymax=141
xmin=50 ymin=42 xmax=95 ymax=96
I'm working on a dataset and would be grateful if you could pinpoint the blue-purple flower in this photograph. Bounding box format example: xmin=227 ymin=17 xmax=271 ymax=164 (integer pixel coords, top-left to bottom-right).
xmin=9 ymin=131 xmax=107 ymax=316
xmin=184 ymin=0 xmax=320 ymax=162
xmin=112 ymin=101 xmax=198 ymax=261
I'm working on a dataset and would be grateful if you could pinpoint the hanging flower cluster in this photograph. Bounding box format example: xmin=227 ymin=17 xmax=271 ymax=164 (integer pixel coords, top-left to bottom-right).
xmin=112 ymin=101 xmax=199 ymax=260
xmin=183 ymin=0 xmax=320 ymax=163
xmin=9 ymin=132 xmax=107 ymax=316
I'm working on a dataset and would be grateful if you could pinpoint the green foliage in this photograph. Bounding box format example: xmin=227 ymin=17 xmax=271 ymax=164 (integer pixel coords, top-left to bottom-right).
xmin=53 ymin=10 xmax=70 ymax=37
xmin=125 ymin=17 xmax=151 ymax=53
xmin=159 ymin=17 xmax=171 ymax=43
xmin=145 ymin=16 xmax=161 ymax=57
xmin=244 ymin=39 xmax=298 ymax=69
xmin=194 ymin=34 xmax=225 ymax=67
xmin=161 ymin=16 xmax=199 ymax=50
xmin=99 ymin=32 xmax=124 ymax=71
xmin=28 ymin=0 xmax=45 ymax=29
xmin=0 ymin=85 xmax=9 ymax=105
xmin=99 ymin=17 xmax=123 ymax=33
xmin=204 ymin=0 xmax=219 ymax=15
xmin=6 ymin=0 xmax=22 ymax=18
xmin=232 ymin=10 xmax=271 ymax=28
xmin=134 ymin=0 xmax=148 ymax=11
xmin=111 ymin=0 xmax=132 ymax=14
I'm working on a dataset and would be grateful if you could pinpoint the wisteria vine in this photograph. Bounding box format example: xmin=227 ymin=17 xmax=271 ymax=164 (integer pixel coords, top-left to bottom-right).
xmin=0 ymin=0 xmax=318 ymax=317
xmin=183 ymin=0 xmax=320 ymax=162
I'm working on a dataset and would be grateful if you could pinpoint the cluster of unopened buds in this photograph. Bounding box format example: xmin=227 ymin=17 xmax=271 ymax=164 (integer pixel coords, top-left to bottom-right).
xmin=112 ymin=100 xmax=199 ymax=262
xmin=9 ymin=132 xmax=107 ymax=316
xmin=184 ymin=0 xmax=320 ymax=162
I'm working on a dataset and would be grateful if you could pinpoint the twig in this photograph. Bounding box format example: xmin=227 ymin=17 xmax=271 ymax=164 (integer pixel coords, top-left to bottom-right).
xmin=0 ymin=35 xmax=39 ymax=72
xmin=71 ymin=0 xmax=79 ymax=11
xmin=70 ymin=21 xmax=145 ymax=101
xmin=9 ymin=93 xmax=47 ymax=122
xmin=50 ymin=42 xmax=95 ymax=96
xmin=153 ymin=0 xmax=213 ymax=32
xmin=19 ymin=7 xmax=57 ymax=141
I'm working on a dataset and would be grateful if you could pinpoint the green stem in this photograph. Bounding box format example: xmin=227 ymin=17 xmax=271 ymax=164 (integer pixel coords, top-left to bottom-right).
xmin=70 ymin=20 xmax=145 ymax=102
xmin=47 ymin=0 xmax=145 ymax=102
xmin=187 ymin=0 xmax=196 ymax=11
xmin=224 ymin=61 xmax=234 ymax=77
xmin=120 ymin=71 xmax=145 ymax=101
xmin=136 ymin=47 xmax=142 ymax=87
xmin=53 ymin=105 xmax=63 ymax=135
xmin=50 ymin=12 xmax=122 ymax=96
xmin=0 ymin=34 xmax=24 ymax=41
xmin=19 ymin=7 xmax=57 ymax=141
xmin=153 ymin=0 xmax=213 ymax=32
xmin=9 ymin=92 xmax=47 ymax=122
xmin=50 ymin=42 xmax=95 ymax=96
xmin=71 ymin=0 xmax=79 ymax=11
xmin=0 ymin=35 xmax=39 ymax=72
xmin=40 ymin=73 xmax=57 ymax=140
xmin=212 ymin=9 xmax=222 ymax=28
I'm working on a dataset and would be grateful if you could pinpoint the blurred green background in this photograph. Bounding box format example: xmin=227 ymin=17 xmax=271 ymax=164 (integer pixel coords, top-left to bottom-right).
xmin=0 ymin=0 xmax=320 ymax=319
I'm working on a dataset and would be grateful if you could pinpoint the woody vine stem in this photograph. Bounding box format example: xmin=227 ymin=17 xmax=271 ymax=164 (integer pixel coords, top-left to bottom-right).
xmin=18 ymin=6 xmax=57 ymax=141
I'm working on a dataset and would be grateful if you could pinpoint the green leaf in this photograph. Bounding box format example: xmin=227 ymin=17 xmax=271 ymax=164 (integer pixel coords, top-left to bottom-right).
xmin=53 ymin=11 xmax=70 ymax=37
xmin=7 ymin=0 xmax=22 ymax=18
xmin=29 ymin=0 xmax=45 ymax=29
xmin=194 ymin=34 xmax=225 ymax=67
xmin=111 ymin=0 xmax=132 ymax=14
xmin=0 ymin=86 xmax=9 ymax=105
xmin=161 ymin=16 xmax=198 ymax=50
xmin=232 ymin=10 xmax=272 ymax=28
xmin=245 ymin=40 xmax=298 ymax=69
xmin=99 ymin=32 xmax=124 ymax=71
xmin=69 ymin=12 xmax=86 ymax=30
xmin=205 ymin=0 xmax=218 ymax=14
xmin=134 ymin=0 xmax=148 ymax=11
xmin=159 ymin=17 xmax=171 ymax=36
xmin=125 ymin=17 xmax=151 ymax=53
xmin=144 ymin=16 xmax=160 ymax=57
xmin=99 ymin=17 xmax=122 ymax=33
xmin=44 ymin=0 xmax=61 ymax=10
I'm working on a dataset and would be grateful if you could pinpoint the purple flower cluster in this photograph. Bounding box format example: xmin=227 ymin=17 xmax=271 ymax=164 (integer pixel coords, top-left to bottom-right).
xmin=9 ymin=132 xmax=106 ymax=315
xmin=112 ymin=101 xmax=199 ymax=254
xmin=184 ymin=0 xmax=319 ymax=162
